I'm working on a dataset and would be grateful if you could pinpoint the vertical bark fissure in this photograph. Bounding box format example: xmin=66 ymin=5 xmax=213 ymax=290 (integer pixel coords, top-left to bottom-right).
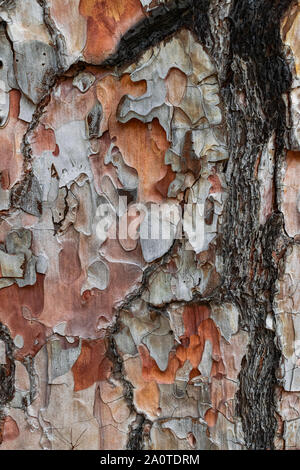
xmin=36 ymin=0 xmax=67 ymax=72
xmin=198 ymin=0 xmax=295 ymax=449
xmin=0 ymin=323 xmax=15 ymax=443
xmin=107 ymin=329 xmax=152 ymax=450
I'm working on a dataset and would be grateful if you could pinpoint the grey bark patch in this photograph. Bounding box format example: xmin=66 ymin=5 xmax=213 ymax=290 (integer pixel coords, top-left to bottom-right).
xmin=73 ymin=72 xmax=95 ymax=93
xmin=86 ymin=102 xmax=102 ymax=139
xmin=11 ymin=173 xmax=43 ymax=217
xmin=14 ymin=40 xmax=57 ymax=104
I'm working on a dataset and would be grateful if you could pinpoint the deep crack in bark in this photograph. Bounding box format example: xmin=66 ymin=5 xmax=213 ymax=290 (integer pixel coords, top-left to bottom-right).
xmin=203 ymin=0 xmax=295 ymax=449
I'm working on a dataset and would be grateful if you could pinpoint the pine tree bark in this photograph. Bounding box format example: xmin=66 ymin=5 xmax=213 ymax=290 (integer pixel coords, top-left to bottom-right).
xmin=0 ymin=0 xmax=299 ymax=450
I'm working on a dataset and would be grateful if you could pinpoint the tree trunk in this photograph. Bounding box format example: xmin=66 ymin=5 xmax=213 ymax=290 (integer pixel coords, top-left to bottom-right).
xmin=0 ymin=0 xmax=299 ymax=451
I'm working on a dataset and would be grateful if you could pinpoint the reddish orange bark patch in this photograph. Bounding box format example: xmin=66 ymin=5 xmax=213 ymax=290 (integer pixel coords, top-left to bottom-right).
xmin=0 ymin=90 xmax=26 ymax=188
xmin=204 ymin=408 xmax=218 ymax=427
xmin=9 ymin=89 xmax=21 ymax=120
xmin=96 ymin=74 xmax=172 ymax=202
xmin=113 ymin=118 xmax=170 ymax=202
xmin=139 ymin=344 xmax=180 ymax=384
xmin=38 ymin=260 xmax=142 ymax=338
xmin=0 ymin=169 xmax=10 ymax=190
xmin=135 ymin=381 xmax=160 ymax=417
xmin=72 ymin=339 xmax=112 ymax=391
xmin=0 ymin=274 xmax=46 ymax=359
xmin=30 ymin=125 xmax=57 ymax=155
xmin=79 ymin=0 xmax=145 ymax=63
xmin=59 ymin=237 xmax=82 ymax=285
xmin=2 ymin=416 xmax=19 ymax=442
xmin=165 ymin=67 xmax=187 ymax=106
xmin=182 ymin=303 xmax=211 ymax=337
xmin=52 ymin=144 xmax=60 ymax=156
xmin=208 ymin=174 xmax=223 ymax=193
xmin=138 ymin=303 xmax=225 ymax=384
xmin=155 ymin=164 xmax=177 ymax=199
xmin=96 ymin=73 xmax=147 ymax=132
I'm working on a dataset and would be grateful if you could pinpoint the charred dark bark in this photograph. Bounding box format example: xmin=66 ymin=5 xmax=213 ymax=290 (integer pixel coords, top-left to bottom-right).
xmin=104 ymin=0 xmax=295 ymax=449
xmin=199 ymin=0 xmax=294 ymax=449
xmin=102 ymin=0 xmax=194 ymax=68
xmin=0 ymin=322 xmax=15 ymax=443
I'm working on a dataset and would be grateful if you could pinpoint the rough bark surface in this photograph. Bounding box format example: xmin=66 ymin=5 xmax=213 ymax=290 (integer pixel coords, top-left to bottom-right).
xmin=0 ymin=0 xmax=299 ymax=450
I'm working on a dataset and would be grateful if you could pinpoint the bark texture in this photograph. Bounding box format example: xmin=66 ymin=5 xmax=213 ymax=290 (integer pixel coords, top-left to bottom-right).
xmin=0 ymin=0 xmax=299 ymax=450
